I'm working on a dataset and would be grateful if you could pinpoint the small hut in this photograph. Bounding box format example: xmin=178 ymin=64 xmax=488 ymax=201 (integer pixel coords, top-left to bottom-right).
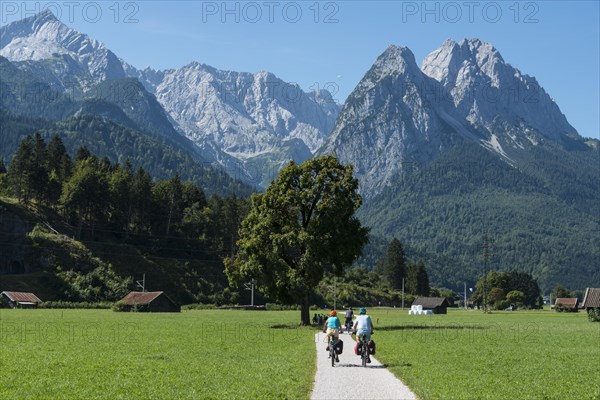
xmin=119 ymin=291 xmax=180 ymax=312
xmin=581 ymin=288 xmax=600 ymax=313
xmin=554 ymin=297 xmax=579 ymax=312
xmin=1 ymin=291 xmax=42 ymax=308
xmin=412 ymin=297 xmax=450 ymax=314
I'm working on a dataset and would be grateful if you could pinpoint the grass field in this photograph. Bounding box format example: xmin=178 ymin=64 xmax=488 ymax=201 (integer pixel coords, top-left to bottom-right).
xmin=0 ymin=309 xmax=316 ymax=399
xmin=369 ymin=308 xmax=600 ymax=400
xmin=1 ymin=308 xmax=599 ymax=399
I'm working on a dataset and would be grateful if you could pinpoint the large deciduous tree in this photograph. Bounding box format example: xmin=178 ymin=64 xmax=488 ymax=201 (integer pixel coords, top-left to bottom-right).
xmin=225 ymin=155 xmax=369 ymax=325
xmin=472 ymin=270 xmax=541 ymax=309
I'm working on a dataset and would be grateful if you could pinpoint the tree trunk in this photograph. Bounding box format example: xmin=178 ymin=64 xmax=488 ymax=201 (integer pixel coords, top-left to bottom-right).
xmin=300 ymin=293 xmax=310 ymax=326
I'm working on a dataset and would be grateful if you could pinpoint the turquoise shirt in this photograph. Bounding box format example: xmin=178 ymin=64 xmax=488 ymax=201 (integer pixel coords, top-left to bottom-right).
xmin=327 ymin=316 xmax=341 ymax=329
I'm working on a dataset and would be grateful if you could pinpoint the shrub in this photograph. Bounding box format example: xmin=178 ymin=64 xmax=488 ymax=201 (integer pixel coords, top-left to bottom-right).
xmin=265 ymin=303 xmax=299 ymax=311
xmin=587 ymin=308 xmax=600 ymax=322
xmin=182 ymin=303 xmax=217 ymax=310
xmin=40 ymin=301 xmax=112 ymax=309
xmin=112 ymin=301 xmax=129 ymax=312
xmin=493 ymin=299 xmax=511 ymax=310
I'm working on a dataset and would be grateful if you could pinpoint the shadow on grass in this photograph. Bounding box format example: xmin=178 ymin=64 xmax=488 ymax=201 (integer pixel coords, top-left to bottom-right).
xmin=377 ymin=324 xmax=485 ymax=331
xmin=270 ymin=323 xmax=316 ymax=329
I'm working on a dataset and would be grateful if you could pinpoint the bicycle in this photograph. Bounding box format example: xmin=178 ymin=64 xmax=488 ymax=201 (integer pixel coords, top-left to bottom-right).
xmin=344 ymin=318 xmax=353 ymax=334
xmin=355 ymin=333 xmax=371 ymax=367
xmin=329 ymin=336 xmax=337 ymax=367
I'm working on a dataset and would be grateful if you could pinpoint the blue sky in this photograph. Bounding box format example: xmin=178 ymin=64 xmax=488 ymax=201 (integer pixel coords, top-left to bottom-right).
xmin=2 ymin=1 xmax=599 ymax=138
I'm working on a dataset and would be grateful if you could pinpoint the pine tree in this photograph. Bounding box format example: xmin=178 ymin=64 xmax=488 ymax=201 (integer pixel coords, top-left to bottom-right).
xmin=108 ymin=163 xmax=134 ymax=233
xmin=8 ymin=135 xmax=35 ymax=204
xmin=75 ymin=146 xmax=92 ymax=162
xmin=47 ymin=135 xmax=72 ymax=182
xmin=131 ymin=167 xmax=153 ymax=234
xmin=60 ymin=158 xmax=109 ymax=239
xmin=382 ymin=238 xmax=407 ymax=290
xmin=415 ymin=259 xmax=430 ymax=296
xmin=406 ymin=263 xmax=418 ymax=295
xmin=30 ymin=132 xmax=50 ymax=204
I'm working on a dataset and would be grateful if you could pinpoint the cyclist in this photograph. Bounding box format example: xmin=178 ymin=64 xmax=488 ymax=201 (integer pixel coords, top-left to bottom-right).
xmin=344 ymin=307 xmax=354 ymax=332
xmin=353 ymin=307 xmax=374 ymax=363
xmin=323 ymin=310 xmax=341 ymax=362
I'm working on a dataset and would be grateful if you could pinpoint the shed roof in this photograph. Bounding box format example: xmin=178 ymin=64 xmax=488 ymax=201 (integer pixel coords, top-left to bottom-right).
xmin=120 ymin=291 xmax=165 ymax=305
xmin=412 ymin=297 xmax=450 ymax=309
xmin=581 ymin=288 xmax=600 ymax=308
xmin=555 ymin=298 xmax=578 ymax=307
xmin=1 ymin=291 xmax=42 ymax=303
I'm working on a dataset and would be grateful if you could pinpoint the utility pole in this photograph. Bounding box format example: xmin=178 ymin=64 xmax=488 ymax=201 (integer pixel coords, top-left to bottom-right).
xmin=464 ymin=282 xmax=467 ymax=310
xmin=482 ymin=234 xmax=492 ymax=313
xmin=328 ymin=278 xmax=337 ymax=310
xmin=244 ymin=279 xmax=256 ymax=306
xmin=402 ymin=278 xmax=405 ymax=310
xmin=136 ymin=273 xmax=145 ymax=292
xmin=334 ymin=278 xmax=337 ymax=310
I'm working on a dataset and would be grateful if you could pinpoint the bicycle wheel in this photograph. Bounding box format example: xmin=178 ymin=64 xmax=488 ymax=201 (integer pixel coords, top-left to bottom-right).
xmin=330 ymin=341 xmax=335 ymax=367
xmin=362 ymin=339 xmax=368 ymax=367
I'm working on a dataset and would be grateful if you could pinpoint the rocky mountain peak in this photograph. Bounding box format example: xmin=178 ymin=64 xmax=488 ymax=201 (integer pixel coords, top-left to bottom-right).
xmin=0 ymin=10 xmax=125 ymax=82
xmin=322 ymin=39 xmax=582 ymax=197
xmin=421 ymin=38 xmax=504 ymax=87
xmin=372 ymin=44 xmax=420 ymax=78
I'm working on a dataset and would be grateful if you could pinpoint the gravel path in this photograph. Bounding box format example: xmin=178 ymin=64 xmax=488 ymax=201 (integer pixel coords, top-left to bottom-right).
xmin=311 ymin=331 xmax=417 ymax=400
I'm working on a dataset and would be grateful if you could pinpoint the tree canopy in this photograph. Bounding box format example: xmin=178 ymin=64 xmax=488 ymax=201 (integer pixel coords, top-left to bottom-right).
xmin=472 ymin=270 xmax=541 ymax=309
xmin=225 ymin=155 xmax=369 ymax=325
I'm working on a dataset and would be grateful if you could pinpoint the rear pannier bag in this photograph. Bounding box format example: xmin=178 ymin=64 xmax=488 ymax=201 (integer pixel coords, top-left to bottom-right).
xmin=335 ymin=339 xmax=344 ymax=355
xmin=368 ymin=339 xmax=376 ymax=355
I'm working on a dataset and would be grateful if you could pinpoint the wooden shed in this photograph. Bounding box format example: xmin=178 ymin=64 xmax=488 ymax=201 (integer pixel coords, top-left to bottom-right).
xmin=581 ymin=288 xmax=600 ymax=312
xmin=1 ymin=291 xmax=42 ymax=309
xmin=554 ymin=297 xmax=579 ymax=312
xmin=412 ymin=297 xmax=450 ymax=314
xmin=119 ymin=291 xmax=180 ymax=312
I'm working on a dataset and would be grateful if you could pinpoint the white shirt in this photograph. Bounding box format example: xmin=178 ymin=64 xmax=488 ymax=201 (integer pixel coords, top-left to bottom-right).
xmin=354 ymin=314 xmax=371 ymax=332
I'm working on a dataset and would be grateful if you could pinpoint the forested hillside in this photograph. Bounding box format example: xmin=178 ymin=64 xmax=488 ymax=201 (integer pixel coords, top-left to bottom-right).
xmin=359 ymin=141 xmax=600 ymax=292
xmin=0 ymin=136 xmax=250 ymax=304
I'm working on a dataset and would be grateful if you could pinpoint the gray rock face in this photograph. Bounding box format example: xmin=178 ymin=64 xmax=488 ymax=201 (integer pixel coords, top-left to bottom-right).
xmin=320 ymin=45 xmax=460 ymax=196
xmin=421 ymin=39 xmax=577 ymax=143
xmin=321 ymin=41 xmax=582 ymax=198
xmin=129 ymin=63 xmax=340 ymax=182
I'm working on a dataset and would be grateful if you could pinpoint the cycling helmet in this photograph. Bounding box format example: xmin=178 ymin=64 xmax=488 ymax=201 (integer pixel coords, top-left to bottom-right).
xmin=330 ymin=310 xmax=337 ymax=316
xmin=359 ymin=307 xmax=367 ymax=314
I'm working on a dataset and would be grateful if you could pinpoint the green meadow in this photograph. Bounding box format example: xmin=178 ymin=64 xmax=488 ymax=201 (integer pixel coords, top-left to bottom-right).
xmin=0 ymin=309 xmax=315 ymax=399
xmin=370 ymin=308 xmax=600 ymax=400
xmin=1 ymin=308 xmax=598 ymax=399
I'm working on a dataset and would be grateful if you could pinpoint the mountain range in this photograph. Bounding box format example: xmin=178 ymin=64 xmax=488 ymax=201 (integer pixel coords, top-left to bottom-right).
xmin=1 ymin=11 xmax=598 ymax=291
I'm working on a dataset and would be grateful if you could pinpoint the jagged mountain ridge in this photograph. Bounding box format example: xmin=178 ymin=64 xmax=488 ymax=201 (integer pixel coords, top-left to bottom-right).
xmin=320 ymin=40 xmax=591 ymax=198
xmin=421 ymin=38 xmax=577 ymax=143
xmin=319 ymin=44 xmax=476 ymax=196
xmin=0 ymin=11 xmax=340 ymax=187
xmin=125 ymin=62 xmax=340 ymax=187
